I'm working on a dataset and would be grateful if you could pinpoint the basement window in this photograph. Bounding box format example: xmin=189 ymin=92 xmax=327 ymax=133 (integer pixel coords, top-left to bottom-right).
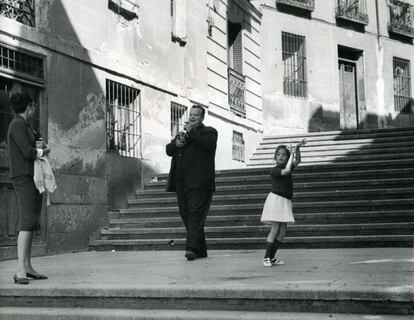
xmin=282 ymin=32 xmax=307 ymax=98
xmin=106 ymin=79 xmax=141 ymax=158
xmin=393 ymin=57 xmax=412 ymax=114
xmin=170 ymin=102 xmax=188 ymax=137
xmin=232 ymin=131 xmax=245 ymax=162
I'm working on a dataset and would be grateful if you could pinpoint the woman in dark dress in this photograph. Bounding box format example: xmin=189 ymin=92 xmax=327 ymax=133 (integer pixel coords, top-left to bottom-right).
xmin=7 ymin=93 xmax=50 ymax=284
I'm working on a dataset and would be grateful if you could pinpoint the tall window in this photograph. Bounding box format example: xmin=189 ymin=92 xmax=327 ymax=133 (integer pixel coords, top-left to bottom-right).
xmin=282 ymin=32 xmax=307 ymax=98
xmin=106 ymin=80 xmax=141 ymax=158
xmin=170 ymin=102 xmax=188 ymax=137
xmin=232 ymin=131 xmax=245 ymax=162
xmin=393 ymin=57 xmax=412 ymax=114
xmin=228 ymin=20 xmax=246 ymax=117
xmin=0 ymin=0 xmax=35 ymax=27
xmin=0 ymin=43 xmax=44 ymax=143
xmin=228 ymin=22 xmax=243 ymax=74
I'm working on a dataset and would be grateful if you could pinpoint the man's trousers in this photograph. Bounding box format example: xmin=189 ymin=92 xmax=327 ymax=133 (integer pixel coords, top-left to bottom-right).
xmin=175 ymin=181 xmax=213 ymax=257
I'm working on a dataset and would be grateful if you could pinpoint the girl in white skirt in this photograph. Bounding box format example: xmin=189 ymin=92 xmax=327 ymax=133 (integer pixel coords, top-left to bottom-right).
xmin=261 ymin=139 xmax=305 ymax=267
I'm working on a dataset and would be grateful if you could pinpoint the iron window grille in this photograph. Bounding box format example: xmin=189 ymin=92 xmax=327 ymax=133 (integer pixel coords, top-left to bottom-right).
xmin=336 ymin=0 xmax=369 ymax=25
xmin=106 ymin=79 xmax=141 ymax=158
xmin=0 ymin=0 xmax=35 ymax=27
xmin=0 ymin=43 xmax=44 ymax=83
xmin=276 ymin=0 xmax=315 ymax=12
xmin=388 ymin=0 xmax=414 ymax=38
xmin=232 ymin=131 xmax=245 ymax=162
xmin=282 ymin=32 xmax=307 ymax=98
xmin=393 ymin=57 xmax=412 ymax=114
xmin=170 ymin=102 xmax=188 ymax=137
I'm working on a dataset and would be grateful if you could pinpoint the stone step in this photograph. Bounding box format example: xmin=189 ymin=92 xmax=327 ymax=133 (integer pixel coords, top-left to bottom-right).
xmin=249 ymin=151 xmax=414 ymax=164
xmin=128 ymin=188 xmax=414 ymax=208
xmin=145 ymin=165 xmax=414 ymax=190
xmin=136 ymin=177 xmax=414 ymax=198
xmin=260 ymin=127 xmax=414 ymax=142
xmin=254 ymin=144 xmax=414 ymax=157
xmin=101 ymin=222 xmax=414 ymax=240
xmin=257 ymin=136 xmax=414 ymax=150
xmin=109 ymin=210 xmax=414 ymax=228
xmin=90 ymin=235 xmax=414 ymax=250
xmin=1 ymin=308 xmax=410 ymax=320
xmin=120 ymin=199 xmax=414 ymax=218
xmin=150 ymin=159 xmax=414 ymax=187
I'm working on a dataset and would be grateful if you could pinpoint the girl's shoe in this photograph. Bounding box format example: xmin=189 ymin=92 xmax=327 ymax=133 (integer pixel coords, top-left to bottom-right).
xmin=263 ymin=258 xmax=272 ymax=267
xmin=271 ymin=258 xmax=285 ymax=266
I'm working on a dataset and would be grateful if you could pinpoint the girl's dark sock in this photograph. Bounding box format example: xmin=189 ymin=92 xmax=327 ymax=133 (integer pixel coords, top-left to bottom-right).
xmin=270 ymin=239 xmax=281 ymax=259
xmin=264 ymin=241 xmax=273 ymax=258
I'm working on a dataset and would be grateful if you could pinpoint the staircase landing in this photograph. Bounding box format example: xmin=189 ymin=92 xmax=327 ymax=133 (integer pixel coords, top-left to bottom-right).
xmin=0 ymin=248 xmax=412 ymax=316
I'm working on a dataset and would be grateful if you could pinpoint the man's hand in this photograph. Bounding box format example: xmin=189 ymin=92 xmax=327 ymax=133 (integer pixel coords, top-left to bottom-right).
xmin=175 ymin=133 xmax=187 ymax=148
xmin=184 ymin=121 xmax=199 ymax=133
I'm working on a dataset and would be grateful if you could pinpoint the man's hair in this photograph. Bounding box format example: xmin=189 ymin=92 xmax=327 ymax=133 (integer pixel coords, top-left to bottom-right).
xmin=10 ymin=93 xmax=33 ymax=114
xmin=191 ymin=104 xmax=205 ymax=118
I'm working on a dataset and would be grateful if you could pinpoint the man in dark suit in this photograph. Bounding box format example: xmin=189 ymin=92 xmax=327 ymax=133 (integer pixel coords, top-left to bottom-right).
xmin=166 ymin=104 xmax=217 ymax=260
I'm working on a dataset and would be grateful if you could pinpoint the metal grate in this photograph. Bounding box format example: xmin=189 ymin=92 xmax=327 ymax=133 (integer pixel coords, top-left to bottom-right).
xmin=232 ymin=131 xmax=245 ymax=162
xmin=170 ymin=102 xmax=188 ymax=137
xmin=389 ymin=0 xmax=414 ymax=38
xmin=228 ymin=67 xmax=246 ymax=117
xmin=393 ymin=57 xmax=412 ymax=113
xmin=282 ymin=32 xmax=307 ymax=98
xmin=336 ymin=0 xmax=369 ymax=25
xmin=0 ymin=0 xmax=35 ymax=27
xmin=276 ymin=0 xmax=315 ymax=11
xmin=0 ymin=44 xmax=44 ymax=82
xmin=106 ymin=80 xmax=141 ymax=158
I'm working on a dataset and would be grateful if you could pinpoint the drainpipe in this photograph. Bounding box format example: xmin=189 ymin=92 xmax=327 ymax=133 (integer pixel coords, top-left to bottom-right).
xmin=374 ymin=0 xmax=386 ymax=128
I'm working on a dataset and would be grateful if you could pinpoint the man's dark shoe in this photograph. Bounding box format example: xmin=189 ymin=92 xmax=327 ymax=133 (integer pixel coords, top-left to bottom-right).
xmin=185 ymin=251 xmax=196 ymax=261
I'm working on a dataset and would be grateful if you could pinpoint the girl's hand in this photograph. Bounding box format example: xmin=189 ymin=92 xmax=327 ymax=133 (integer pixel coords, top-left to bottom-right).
xmin=296 ymin=138 xmax=306 ymax=148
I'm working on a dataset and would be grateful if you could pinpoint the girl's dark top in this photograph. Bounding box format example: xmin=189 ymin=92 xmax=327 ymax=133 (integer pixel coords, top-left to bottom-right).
xmin=7 ymin=114 xmax=41 ymax=179
xmin=270 ymin=165 xmax=293 ymax=200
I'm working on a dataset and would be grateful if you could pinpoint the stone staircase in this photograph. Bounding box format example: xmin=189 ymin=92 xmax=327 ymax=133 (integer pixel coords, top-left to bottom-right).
xmin=89 ymin=127 xmax=414 ymax=251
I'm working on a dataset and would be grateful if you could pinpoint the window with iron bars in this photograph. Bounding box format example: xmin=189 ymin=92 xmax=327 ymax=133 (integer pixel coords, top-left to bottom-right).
xmin=232 ymin=131 xmax=245 ymax=162
xmin=282 ymin=32 xmax=307 ymax=98
xmin=0 ymin=43 xmax=44 ymax=83
xmin=393 ymin=57 xmax=412 ymax=114
xmin=106 ymin=80 xmax=141 ymax=158
xmin=170 ymin=102 xmax=188 ymax=137
xmin=0 ymin=0 xmax=35 ymax=27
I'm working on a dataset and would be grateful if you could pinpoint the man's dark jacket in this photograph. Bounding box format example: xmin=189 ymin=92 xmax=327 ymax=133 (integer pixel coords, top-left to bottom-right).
xmin=166 ymin=124 xmax=217 ymax=192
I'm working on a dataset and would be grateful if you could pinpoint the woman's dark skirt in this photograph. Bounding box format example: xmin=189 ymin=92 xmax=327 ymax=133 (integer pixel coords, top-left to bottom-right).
xmin=12 ymin=175 xmax=42 ymax=232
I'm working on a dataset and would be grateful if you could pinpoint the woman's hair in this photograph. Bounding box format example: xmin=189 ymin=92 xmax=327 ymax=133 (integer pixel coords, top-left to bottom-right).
xmin=274 ymin=144 xmax=291 ymax=160
xmin=10 ymin=93 xmax=33 ymax=114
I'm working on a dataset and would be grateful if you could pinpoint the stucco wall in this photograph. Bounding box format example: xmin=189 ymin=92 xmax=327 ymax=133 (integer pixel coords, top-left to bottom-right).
xmin=256 ymin=0 xmax=414 ymax=136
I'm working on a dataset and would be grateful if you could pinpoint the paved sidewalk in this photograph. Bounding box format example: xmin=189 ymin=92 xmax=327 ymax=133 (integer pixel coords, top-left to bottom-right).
xmin=0 ymin=248 xmax=412 ymax=315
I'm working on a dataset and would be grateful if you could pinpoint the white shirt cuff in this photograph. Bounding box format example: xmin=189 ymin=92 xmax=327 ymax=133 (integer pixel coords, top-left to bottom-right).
xmin=36 ymin=149 xmax=43 ymax=158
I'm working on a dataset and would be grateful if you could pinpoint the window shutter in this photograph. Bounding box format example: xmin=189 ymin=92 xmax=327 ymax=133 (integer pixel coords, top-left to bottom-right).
xmin=233 ymin=30 xmax=243 ymax=74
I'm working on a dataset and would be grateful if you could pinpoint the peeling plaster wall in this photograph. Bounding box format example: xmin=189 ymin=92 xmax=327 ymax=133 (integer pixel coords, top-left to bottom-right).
xmin=257 ymin=1 xmax=414 ymax=135
xmin=0 ymin=0 xmax=262 ymax=257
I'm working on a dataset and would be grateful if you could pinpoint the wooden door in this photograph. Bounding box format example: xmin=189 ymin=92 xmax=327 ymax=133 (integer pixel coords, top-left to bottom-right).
xmin=339 ymin=60 xmax=358 ymax=130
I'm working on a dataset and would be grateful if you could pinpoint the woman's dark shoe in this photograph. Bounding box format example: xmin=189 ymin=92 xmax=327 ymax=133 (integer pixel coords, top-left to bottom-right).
xmin=13 ymin=274 xmax=30 ymax=285
xmin=184 ymin=251 xmax=196 ymax=261
xmin=26 ymin=273 xmax=48 ymax=280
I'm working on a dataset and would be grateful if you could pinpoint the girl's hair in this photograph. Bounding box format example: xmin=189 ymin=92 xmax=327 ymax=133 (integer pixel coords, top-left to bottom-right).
xmin=10 ymin=93 xmax=33 ymax=114
xmin=274 ymin=144 xmax=290 ymax=160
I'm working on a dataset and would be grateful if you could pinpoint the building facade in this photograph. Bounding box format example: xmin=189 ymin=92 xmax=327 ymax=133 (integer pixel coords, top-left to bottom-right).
xmin=253 ymin=0 xmax=414 ymax=135
xmin=0 ymin=0 xmax=262 ymax=258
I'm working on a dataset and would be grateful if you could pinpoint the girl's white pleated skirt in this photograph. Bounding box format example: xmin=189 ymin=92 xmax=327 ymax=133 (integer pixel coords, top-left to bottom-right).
xmin=260 ymin=192 xmax=295 ymax=224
